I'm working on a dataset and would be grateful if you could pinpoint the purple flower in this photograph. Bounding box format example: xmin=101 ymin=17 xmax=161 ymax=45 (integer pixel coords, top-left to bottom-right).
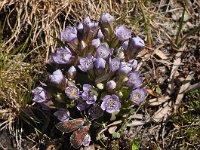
xmin=97 ymin=29 xmax=104 ymax=40
xmin=77 ymin=22 xmax=83 ymax=31
xmin=49 ymin=69 xmax=65 ymax=85
xmin=106 ymin=80 xmax=116 ymax=90
xmin=78 ymin=54 xmax=94 ymax=72
xmin=96 ymin=44 xmax=110 ymax=59
xmin=126 ymin=36 xmax=145 ymax=57
xmin=122 ymin=40 xmax=129 ymax=51
xmin=82 ymin=84 xmax=97 ymax=104
xmin=115 ymin=25 xmax=132 ymax=41
xmin=51 ymin=47 xmax=72 ymax=64
xmin=94 ymin=57 xmax=106 ymax=69
xmin=53 ymin=108 xmax=70 ymax=122
xmin=101 ymin=13 xmax=115 ymax=25
xmin=128 ymin=59 xmax=138 ymax=70
xmin=32 ymin=87 xmax=47 ymax=103
xmin=76 ymin=99 xmax=90 ymax=111
xmin=88 ymin=104 xmax=104 ymax=119
xmin=130 ymin=89 xmax=147 ymax=105
xmin=101 ymin=94 xmax=121 ymax=113
xmin=65 ymin=85 xmax=80 ymax=100
xmin=61 ymin=26 xmax=77 ymax=42
xmin=130 ymin=36 xmax=145 ymax=50
xmin=67 ymin=66 xmax=76 ymax=79
xmin=83 ymin=17 xmax=99 ymax=41
xmin=77 ymin=22 xmax=84 ymax=38
xmin=83 ymin=17 xmax=99 ymax=30
xmin=82 ymin=134 xmax=91 ymax=147
xmin=109 ymin=57 xmax=120 ymax=72
xmin=119 ymin=61 xmax=132 ymax=75
xmin=127 ymin=72 xmax=143 ymax=88
xmin=92 ymin=38 xmax=101 ymax=48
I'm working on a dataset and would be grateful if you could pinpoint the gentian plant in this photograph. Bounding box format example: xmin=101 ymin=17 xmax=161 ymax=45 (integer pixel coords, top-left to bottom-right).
xmin=32 ymin=13 xmax=147 ymax=149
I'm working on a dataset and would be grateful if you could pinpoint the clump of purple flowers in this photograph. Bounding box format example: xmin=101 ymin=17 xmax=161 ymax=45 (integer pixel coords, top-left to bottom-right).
xmin=32 ymin=12 xmax=147 ymax=147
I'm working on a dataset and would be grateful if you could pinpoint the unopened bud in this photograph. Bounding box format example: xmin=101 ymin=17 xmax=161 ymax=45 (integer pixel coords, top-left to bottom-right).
xmin=96 ymin=83 xmax=104 ymax=90
xmin=68 ymin=66 xmax=76 ymax=79
xmin=106 ymin=80 xmax=116 ymax=90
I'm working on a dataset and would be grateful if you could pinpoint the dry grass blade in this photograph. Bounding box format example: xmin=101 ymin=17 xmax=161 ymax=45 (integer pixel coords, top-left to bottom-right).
xmin=174 ymin=71 xmax=195 ymax=113
xmin=185 ymin=82 xmax=200 ymax=93
xmin=167 ymin=51 xmax=183 ymax=95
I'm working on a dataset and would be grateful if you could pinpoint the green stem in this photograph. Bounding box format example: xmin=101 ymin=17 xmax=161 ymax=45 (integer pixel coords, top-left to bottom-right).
xmin=175 ymin=5 xmax=186 ymax=46
xmin=178 ymin=25 xmax=200 ymax=47
xmin=138 ymin=0 xmax=152 ymax=47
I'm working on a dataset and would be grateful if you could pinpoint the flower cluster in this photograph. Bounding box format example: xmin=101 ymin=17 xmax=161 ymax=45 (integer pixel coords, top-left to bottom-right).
xmin=32 ymin=13 xmax=147 ymax=147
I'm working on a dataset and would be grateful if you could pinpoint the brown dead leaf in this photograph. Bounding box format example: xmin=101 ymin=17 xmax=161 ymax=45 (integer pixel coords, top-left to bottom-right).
xmin=128 ymin=114 xmax=143 ymax=120
xmin=108 ymin=126 xmax=118 ymax=134
xmin=127 ymin=120 xmax=145 ymax=127
xmin=153 ymin=49 xmax=168 ymax=59
xmin=148 ymin=96 xmax=170 ymax=106
xmin=152 ymin=103 xmax=172 ymax=123
xmin=146 ymin=89 xmax=160 ymax=97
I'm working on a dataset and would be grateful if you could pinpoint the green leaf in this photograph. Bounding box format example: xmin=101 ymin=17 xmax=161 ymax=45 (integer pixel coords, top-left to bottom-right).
xmin=112 ymin=132 xmax=121 ymax=139
xmin=155 ymin=86 xmax=161 ymax=94
xmin=131 ymin=139 xmax=140 ymax=150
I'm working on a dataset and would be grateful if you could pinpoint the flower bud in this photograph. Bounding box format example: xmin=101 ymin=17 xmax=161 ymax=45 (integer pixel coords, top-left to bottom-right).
xmin=101 ymin=13 xmax=115 ymax=26
xmin=67 ymin=66 xmax=76 ymax=79
xmin=119 ymin=61 xmax=132 ymax=75
xmin=96 ymin=83 xmax=104 ymax=90
xmin=53 ymin=108 xmax=70 ymax=122
xmin=92 ymin=38 xmax=101 ymax=48
xmin=94 ymin=57 xmax=106 ymax=69
xmin=126 ymin=36 xmax=145 ymax=58
xmin=32 ymin=87 xmax=47 ymax=103
xmin=96 ymin=44 xmax=110 ymax=59
xmin=131 ymin=36 xmax=145 ymax=50
xmin=83 ymin=16 xmax=99 ymax=42
xmin=118 ymin=91 xmax=123 ymax=98
xmin=109 ymin=57 xmax=120 ymax=72
xmin=61 ymin=26 xmax=77 ymax=43
xmin=78 ymin=54 xmax=94 ymax=72
xmin=49 ymin=69 xmax=65 ymax=85
xmin=97 ymin=29 xmax=104 ymax=40
xmin=51 ymin=47 xmax=72 ymax=64
xmin=61 ymin=26 xmax=78 ymax=50
xmin=129 ymin=59 xmax=138 ymax=70
xmin=115 ymin=25 xmax=132 ymax=41
xmin=127 ymin=72 xmax=143 ymax=88
xmin=117 ymin=50 xmax=125 ymax=60
xmin=122 ymin=40 xmax=129 ymax=51
xmin=122 ymin=77 xmax=128 ymax=82
xmin=106 ymin=80 xmax=116 ymax=90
